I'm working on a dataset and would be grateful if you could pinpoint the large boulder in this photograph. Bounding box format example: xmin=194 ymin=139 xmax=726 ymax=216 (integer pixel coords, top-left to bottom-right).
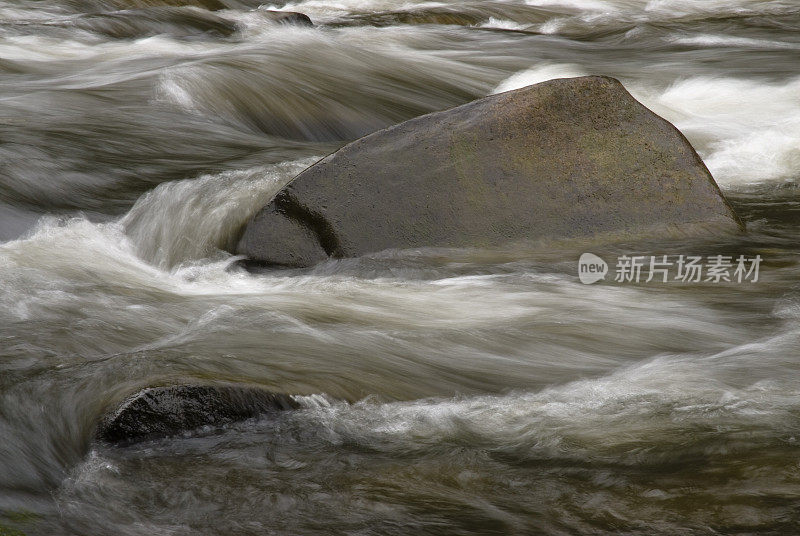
xmin=97 ymin=385 xmax=299 ymax=444
xmin=237 ymin=76 xmax=743 ymax=267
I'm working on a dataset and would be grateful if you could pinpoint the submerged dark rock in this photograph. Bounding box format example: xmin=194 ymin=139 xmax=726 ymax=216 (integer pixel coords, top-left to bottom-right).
xmin=329 ymin=4 xmax=535 ymax=28
xmin=73 ymin=7 xmax=239 ymax=39
xmin=76 ymin=0 xmax=235 ymax=10
xmin=262 ymin=10 xmax=313 ymax=26
xmin=335 ymin=8 xmax=485 ymax=27
xmin=97 ymin=385 xmax=299 ymax=444
xmin=70 ymin=8 xmax=311 ymax=39
xmin=80 ymin=0 xmax=257 ymax=10
xmin=237 ymin=75 xmax=743 ymax=267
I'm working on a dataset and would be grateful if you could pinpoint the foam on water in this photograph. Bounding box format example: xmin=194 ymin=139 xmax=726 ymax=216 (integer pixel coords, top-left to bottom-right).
xmin=2 ymin=0 xmax=800 ymax=532
xmin=524 ymin=0 xmax=611 ymax=10
xmin=522 ymin=0 xmax=797 ymax=17
xmin=302 ymin=340 xmax=800 ymax=460
xmin=479 ymin=17 xmax=529 ymax=31
xmin=646 ymin=76 xmax=800 ymax=185
xmin=492 ymin=63 xmax=587 ymax=93
xmin=0 ymin=33 xmax=223 ymax=62
xmin=493 ymin=65 xmax=800 ymax=185
xmin=666 ymin=33 xmax=800 ymax=50
xmin=52 ymin=324 xmax=800 ymax=533
xmin=155 ymin=25 xmax=498 ymax=140
xmin=121 ymin=158 xmax=315 ymax=269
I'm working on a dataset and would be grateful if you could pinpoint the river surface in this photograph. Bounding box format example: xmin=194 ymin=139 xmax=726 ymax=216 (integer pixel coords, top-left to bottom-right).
xmin=1 ymin=0 xmax=800 ymax=534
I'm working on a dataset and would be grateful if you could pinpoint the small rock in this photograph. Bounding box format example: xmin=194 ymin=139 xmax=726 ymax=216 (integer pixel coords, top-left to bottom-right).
xmin=97 ymin=384 xmax=299 ymax=444
xmin=261 ymin=10 xmax=313 ymax=26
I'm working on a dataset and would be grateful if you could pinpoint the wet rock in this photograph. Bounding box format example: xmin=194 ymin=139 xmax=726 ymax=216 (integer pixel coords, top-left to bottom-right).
xmin=337 ymin=8 xmax=485 ymax=28
xmin=261 ymin=10 xmax=313 ymax=26
xmin=237 ymin=76 xmax=743 ymax=267
xmin=62 ymin=0 xmax=288 ymax=13
xmin=329 ymin=4 xmax=538 ymax=28
xmin=72 ymin=0 xmax=235 ymax=11
xmin=73 ymin=7 xmax=239 ymax=39
xmin=97 ymin=385 xmax=299 ymax=444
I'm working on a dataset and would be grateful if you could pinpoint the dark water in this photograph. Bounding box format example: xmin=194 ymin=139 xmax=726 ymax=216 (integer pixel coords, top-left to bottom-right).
xmin=1 ymin=0 xmax=800 ymax=534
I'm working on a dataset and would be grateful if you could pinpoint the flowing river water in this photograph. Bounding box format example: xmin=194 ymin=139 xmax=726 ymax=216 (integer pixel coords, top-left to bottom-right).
xmin=1 ymin=0 xmax=800 ymax=534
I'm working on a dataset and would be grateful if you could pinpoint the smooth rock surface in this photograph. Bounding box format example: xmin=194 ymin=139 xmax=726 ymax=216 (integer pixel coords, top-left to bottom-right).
xmin=97 ymin=384 xmax=299 ymax=444
xmin=237 ymin=76 xmax=743 ymax=267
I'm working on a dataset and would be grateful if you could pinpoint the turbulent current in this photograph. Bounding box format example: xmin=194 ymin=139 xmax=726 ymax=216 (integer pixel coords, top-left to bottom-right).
xmin=1 ymin=0 xmax=800 ymax=534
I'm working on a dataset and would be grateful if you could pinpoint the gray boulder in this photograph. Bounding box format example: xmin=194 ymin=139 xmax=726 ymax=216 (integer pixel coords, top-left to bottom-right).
xmin=237 ymin=76 xmax=743 ymax=267
xmin=97 ymin=384 xmax=299 ymax=444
